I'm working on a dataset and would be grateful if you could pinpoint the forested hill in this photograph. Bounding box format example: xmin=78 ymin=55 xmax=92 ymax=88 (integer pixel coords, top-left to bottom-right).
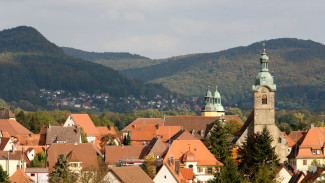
xmin=0 ymin=26 xmax=175 ymax=107
xmin=115 ymin=38 xmax=323 ymax=110
xmin=62 ymin=47 xmax=148 ymax=61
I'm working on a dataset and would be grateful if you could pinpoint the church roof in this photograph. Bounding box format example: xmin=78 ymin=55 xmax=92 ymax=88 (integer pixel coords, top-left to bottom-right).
xmin=252 ymin=49 xmax=276 ymax=91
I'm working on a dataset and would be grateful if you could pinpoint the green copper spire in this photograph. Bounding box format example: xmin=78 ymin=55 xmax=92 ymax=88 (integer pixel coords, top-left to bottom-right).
xmin=201 ymin=86 xmax=216 ymax=112
xmin=213 ymin=86 xmax=225 ymax=112
xmin=252 ymin=48 xmax=276 ymax=91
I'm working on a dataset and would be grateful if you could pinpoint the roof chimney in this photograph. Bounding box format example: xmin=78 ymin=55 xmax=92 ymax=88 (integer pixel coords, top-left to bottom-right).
xmin=311 ymin=124 xmax=315 ymax=130
xmin=108 ymin=125 xmax=111 ymax=131
xmin=156 ymin=124 xmax=159 ymax=130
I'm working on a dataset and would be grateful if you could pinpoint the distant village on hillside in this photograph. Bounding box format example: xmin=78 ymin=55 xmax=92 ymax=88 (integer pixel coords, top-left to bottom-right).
xmin=2 ymin=49 xmax=324 ymax=183
xmin=33 ymin=88 xmax=202 ymax=112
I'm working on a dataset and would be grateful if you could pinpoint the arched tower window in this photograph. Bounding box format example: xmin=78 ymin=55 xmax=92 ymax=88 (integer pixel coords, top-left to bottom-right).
xmin=262 ymin=94 xmax=267 ymax=104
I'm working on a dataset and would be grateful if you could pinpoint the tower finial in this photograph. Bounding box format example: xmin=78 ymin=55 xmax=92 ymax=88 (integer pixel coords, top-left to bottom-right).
xmin=262 ymin=42 xmax=266 ymax=53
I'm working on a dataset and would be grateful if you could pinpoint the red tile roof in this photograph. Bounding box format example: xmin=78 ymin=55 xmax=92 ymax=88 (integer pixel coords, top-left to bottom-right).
xmin=0 ymin=119 xmax=32 ymax=135
xmin=96 ymin=126 xmax=117 ymax=136
xmin=110 ymin=166 xmax=154 ymax=183
xmin=9 ymin=169 xmax=34 ymax=183
xmin=131 ymin=125 xmax=182 ymax=143
xmin=16 ymin=134 xmax=45 ymax=146
xmin=104 ymin=145 xmax=150 ymax=165
xmin=282 ymin=132 xmax=296 ymax=147
xmin=301 ymin=167 xmax=325 ymax=182
xmin=288 ymin=131 xmax=307 ymax=143
xmin=164 ymin=140 xmax=223 ymax=166
xmin=0 ymin=137 xmax=10 ymax=150
xmin=47 ymin=143 xmax=100 ymax=170
xmin=179 ymin=168 xmax=193 ymax=180
xmin=300 ymin=127 xmax=325 ymax=149
xmin=70 ymin=114 xmax=98 ymax=136
xmin=122 ymin=118 xmax=163 ymax=132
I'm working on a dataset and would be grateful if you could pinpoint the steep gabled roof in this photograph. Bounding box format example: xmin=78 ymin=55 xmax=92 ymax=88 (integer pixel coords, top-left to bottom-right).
xmin=179 ymin=168 xmax=193 ymax=180
xmin=70 ymin=114 xmax=98 ymax=136
xmin=47 ymin=143 xmax=100 ymax=170
xmin=96 ymin=126 xmax=117 ymax=136
xmin=301 ymin=167 xmax=325 ymax=182
xmin=299 ymin=127 xmax=325 ymax=149
xmin=148 ymin=137 xmax=168 ymax=157
xmin=9 ymin=169 xmax=34 ymax=183
xmin=164 ymin=140 xmax=223 ymax=166
xmin=164 ymin=115 xmax=218 ymax=133
xmin=0 ymin=137 xmax=10 ymax=150
xmin=45 ymin=126 xmax=81 ymax=145
xmin=282 ymin=132 xmax=296 ymax=147
xmin=104 ymin=145 xmax=149 ymax=165
xmin=0 ymin=119 xmax=32 ymax=135
xmin=131 ymin=125 xmax=182 ymax=143
xmin=131 ymin=125 xmax=157 ymax=141
xmin=288 ymin=131 xmax=307 ymax=143
xmin=110 ymin=166 xmax=154 ymax=183
xmin=122 ymin=118 xmax=163 ymax=132
xmin=16 ymin=134 xmax=46 ymax=146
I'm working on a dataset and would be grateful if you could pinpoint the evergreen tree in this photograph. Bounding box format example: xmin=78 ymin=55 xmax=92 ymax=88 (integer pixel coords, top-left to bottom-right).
xmin=49 ymin=154 xmax=78 ymax=183
xmin=123 ymin=132 xmax=131 ymax=145
xmin=207 ymin=120 xmax=231 ymax=163
xmin=80 ymin=127 xmax=88 ymax=143
xmin=0 ymin=165 xmax=9 ymax=183
xmin=212 ymin=157 xmax=243 ymax=183
xmin=237 ymin=126 xmax=279 ymax=181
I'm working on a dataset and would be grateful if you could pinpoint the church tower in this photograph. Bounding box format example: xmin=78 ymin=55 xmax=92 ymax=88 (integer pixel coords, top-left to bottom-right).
xmin=201 ymin=87 xmax=217 ymax=116
xmin=213 ymin=86 xmax=225 ymax=116
xmin=235 ymin=48 xmax=289 ymax=163
xmin=252 ymin=48 xmax=276 ymax=133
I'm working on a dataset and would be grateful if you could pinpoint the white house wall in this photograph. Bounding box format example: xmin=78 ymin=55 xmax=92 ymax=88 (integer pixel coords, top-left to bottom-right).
xmin=154 ymin=165 xmax=178 ymax=183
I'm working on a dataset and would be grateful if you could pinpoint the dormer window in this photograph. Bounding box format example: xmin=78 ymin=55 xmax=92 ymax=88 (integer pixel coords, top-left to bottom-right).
xmin=262 ymin=94 xmax=267 ymax=104
xmin=312 ymin=149 xmax=321 ymax=155
xmin=192 ymin=130 xmax=196 ymax=136
xmin=200 ymin=130 xmax=204 ymax=137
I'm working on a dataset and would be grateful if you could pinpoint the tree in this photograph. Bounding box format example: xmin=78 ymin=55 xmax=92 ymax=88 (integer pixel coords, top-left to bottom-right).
xmin=29 ymin=151 xmax=46 ymax=167
xmin=49 ymin=154 xmax=78 ymax=183
xmin=226 ymin=108 xmax=247 ymax=122
xmin=123 ymin=132 xmax=131 ymax=145
xmin=253 ymin=163 xmax=276 ymax=183
xmin=144 ymin=155 xmax=157 ymax=179
xmin=100 ymin=134 xmax=117 ymax=148
xmin=212 ymin=157 xmax=243 ymax=183
xmin=80 ymin=127 xmax=88 ymax=143
xmin=0 ymin=165 xmax=9 ymax=183
xmin=237 ymin=126 xmax=279 ymax=181
xmin=207 ymin=121 xmax=231 ymax=163
xmin=224 ymin=119 xmax=243 ymax=137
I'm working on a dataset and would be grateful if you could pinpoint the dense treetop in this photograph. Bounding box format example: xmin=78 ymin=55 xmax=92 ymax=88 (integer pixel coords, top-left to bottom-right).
xmin=70 ymin=38 xmax=325 ymax=110
xmin=0 ymin=26 xmax=175 ymax=106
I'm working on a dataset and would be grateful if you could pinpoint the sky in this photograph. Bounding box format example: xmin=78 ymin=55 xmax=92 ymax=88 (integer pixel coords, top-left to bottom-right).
xmin=0 ymin=0 xmax=324 ymax=59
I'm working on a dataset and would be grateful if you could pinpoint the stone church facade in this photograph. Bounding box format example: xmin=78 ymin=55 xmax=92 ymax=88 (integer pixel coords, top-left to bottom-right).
xmin=235 ymin=48 xmax=289 ymax=163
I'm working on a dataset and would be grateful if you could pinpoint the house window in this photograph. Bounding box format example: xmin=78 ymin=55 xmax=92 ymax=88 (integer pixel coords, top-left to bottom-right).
xmin=31 ymin=173 xmax=35 ymax=177
xmin=130 ymin=156 xmax=133 ymax=160
xmin=200 ymin=130 xmax=204 ymax=137
xmin=262 ymin=95 xmax=267 ymax=104
xmin=189 ymin=164 xmax=193 ymax=168
xmin=71 ymin=163 xmax=78 ymax=167
xmin=122 ymin=156 xmax=125 ymax=160
xmin=278 ymin=138 xmax=281 ymax=143
xmin=312 ymin=150 xmax=317 ymax=155
xmin=317 ymin=150 xmax=321 ymax=154
xmin=303 ymin=160 xmax=307 ymax=165
xmin=192 ymin=131 xmax=196 ymax=136
xmin=207 ymin=167 xmax=213 ymax=174
xmin=197 ymin=167 xmax=201 ymax=172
